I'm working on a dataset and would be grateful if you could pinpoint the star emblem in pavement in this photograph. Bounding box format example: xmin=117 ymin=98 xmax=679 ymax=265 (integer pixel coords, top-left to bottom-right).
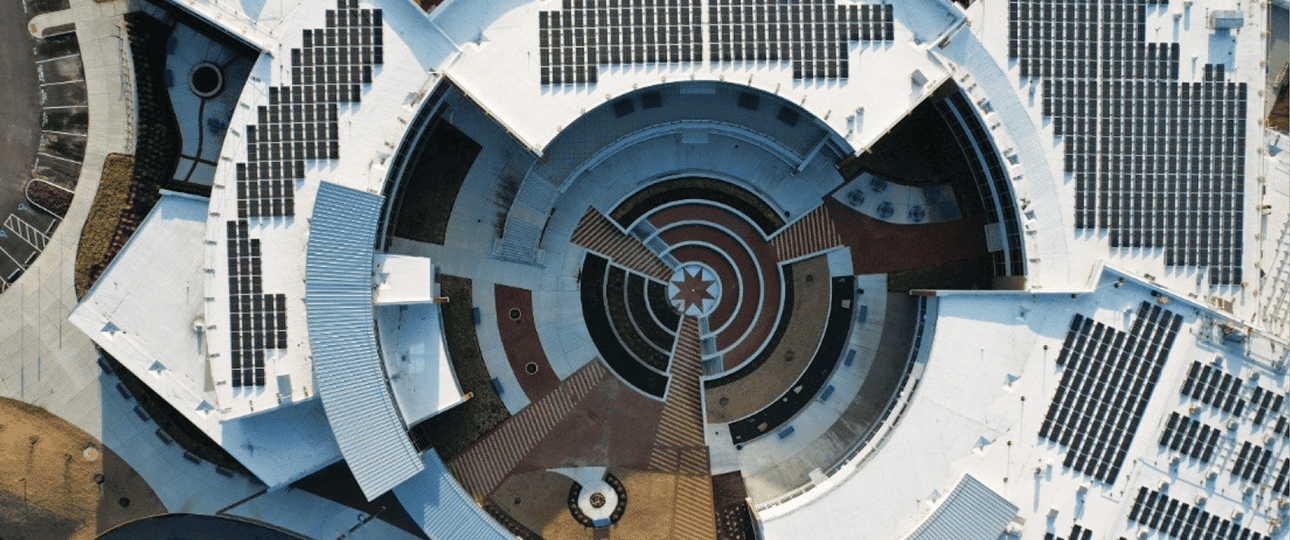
xmin=671 ymin=267 xmax=716 ymax=314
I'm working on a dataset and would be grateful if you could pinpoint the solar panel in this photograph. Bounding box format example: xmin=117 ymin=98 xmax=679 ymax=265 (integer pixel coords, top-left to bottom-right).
xmin=226 ymin=221 xmax=289 ymax=388
xmin=1040 ymin=304 xmax=1182 ymax=484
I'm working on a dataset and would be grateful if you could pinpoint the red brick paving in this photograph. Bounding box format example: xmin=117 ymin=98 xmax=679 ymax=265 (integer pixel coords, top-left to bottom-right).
xmin=511 ymin=370 xmax=665 ymax=474
xmin=660 ymin=220 xmax=779 ymax=371
xmin=446 ymin=362 xmax=608 ymax=500
xmin=823 ymin=198 xmax=990 ymax=274
xmin=660 ymin=230 xmax=759 ymax=336
xmin=494 ymin=284 xmax=561 ymax=403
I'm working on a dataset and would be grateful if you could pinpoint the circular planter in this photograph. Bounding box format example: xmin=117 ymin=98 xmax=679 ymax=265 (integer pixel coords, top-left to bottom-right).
xmin=189 ymin=62 xmax=224 ymax=98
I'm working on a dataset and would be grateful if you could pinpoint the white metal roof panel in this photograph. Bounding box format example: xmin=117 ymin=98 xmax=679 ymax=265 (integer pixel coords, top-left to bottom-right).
xmin=306 ymin=181 xmax=423 ymax=500
xmin=392 ymin=450 xmax=516 ymax=540
xmin=904 ymin=474 xmax=1018 ymax=540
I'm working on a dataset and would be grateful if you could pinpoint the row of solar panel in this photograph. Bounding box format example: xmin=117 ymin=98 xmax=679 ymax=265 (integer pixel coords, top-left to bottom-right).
xmin=248 ymin=129 xmax=340 ymax=157
xmin=542 ymin=24 xmax=702 ymax=50
xmin=543 ymin=6 xmax=700 ymax=29
xmin=1015 ymin=41 xmax=1178 ymax=67
xmin=709 ymin=21 xmax=890 ymax=45
xmin=1231 ymin=441 xmax=1274 ymax=484
xmin=1044 ymin=524 xmax=1093 ymax=540
xmin=1249 ymin=386 xmax=1284 ymax=426
xmin=1041 ymin=304 xmax=1181 ymax=484
xmin=248 ymin=128 xmax=339 ymax=154
xmin=1159 ymin=412 xmax=1219 ymax=462
xmin=323 ymin=0 xmax=380 ymax=27
xmin=256 ymin=100 xmax=340 ymax=125
xmin=1129 ymin=487 xmax=1266 ymax=540
xmin=1020 ymin=56 xmax=1180 ymax=80
xmin=709 ymin=41 xmax=850 ymax=65
xmin=562 ymin=0 xmax=699 ymax=10
xmin=1274 ymin=458 xmax=1290 ymax=497
xmin=291 ymin=66 xmax=375 ymax=90
xmin=248 ymin=137 xmax=341 ymax=162
xmin=1064 ymin=154 xmax=1244 ymax=182
xmin=301 ymin=30 xmax=382 ymax=58
xmin=227 ymin=220 xmax=283 ymax=388
xmin=542 ymin=40 xmax=702 ymax=67
xmin=1045 ymin=87 xmax=1248 ymax=118
xmin=1047 ymin=79 xmax=1248 ymax=103
xmin=709 ymin=2 xmax=890 ymax=25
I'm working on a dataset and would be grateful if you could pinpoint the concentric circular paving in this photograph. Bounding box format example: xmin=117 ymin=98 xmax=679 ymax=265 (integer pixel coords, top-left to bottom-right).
xmin=575 ymin=178 xmax=794 ymax=397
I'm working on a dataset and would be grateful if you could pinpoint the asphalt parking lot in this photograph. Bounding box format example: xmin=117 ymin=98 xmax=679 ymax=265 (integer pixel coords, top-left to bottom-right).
xmin=0 ymin=1 xmax=87 ymax=291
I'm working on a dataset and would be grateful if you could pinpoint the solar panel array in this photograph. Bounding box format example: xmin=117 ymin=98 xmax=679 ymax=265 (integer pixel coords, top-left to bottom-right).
xmin=1158 ymin=412 xmax=1218 ymax=462
xmin=227 ymin=220 xmax=288 ymax=388
xmin=539 ymin=0 xmax=704 ymax=85
xmin=1230 ymin=441 xmax=1274 ymax=484
xmin=235 ymin=0 xmax=383 ymax=218
xmin=1249 ymin=385 xmax=1284 ymax=425
xmin=1273 ymin=458 xmax=1290 ymax=497
xmin=1044 ymin=524 xmax=1092 ymax=540
xmin=1009 ymin=0 xmax=1247 ymax=285
xmin=536 ymin=0 xmax=895 ymax=84
xmin=1040 ymin=303 xmax=1183 ymax=484
xmin=1180 ymin=360 xmax=1246 ymax=415
xmin=1129 ymin=488 xmax=1267 ymax=540
xmin=707 ymin=0 xmax=893 ymax=80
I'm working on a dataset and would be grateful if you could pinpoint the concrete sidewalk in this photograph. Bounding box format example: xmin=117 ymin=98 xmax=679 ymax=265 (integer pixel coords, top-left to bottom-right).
xmin=0 ymin=0 xmax=143 ymax=440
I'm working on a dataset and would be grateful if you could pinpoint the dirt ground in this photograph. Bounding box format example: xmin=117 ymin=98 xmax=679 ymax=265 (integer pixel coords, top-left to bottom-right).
xmin=704 ymin=256 xmax=830 ymax=423
xmin=491 ymin=468 xmax=678 ymax=540
xmin=0 ymin=398 xmax=164 ymax=540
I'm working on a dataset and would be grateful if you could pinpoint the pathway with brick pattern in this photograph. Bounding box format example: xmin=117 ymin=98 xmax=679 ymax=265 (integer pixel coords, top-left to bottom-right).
xmin=647 ymin=316 xmax=717 ymax=540
xmin=447 ymin=361 xmax=608 ymax=500
xmin=571 ymin=207 xmax=672 ymax=280
xmin=770 ymin=204 xmax=845 ymax=262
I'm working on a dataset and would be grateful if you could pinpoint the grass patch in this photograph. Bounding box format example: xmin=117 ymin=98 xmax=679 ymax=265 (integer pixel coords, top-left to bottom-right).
xmin=390 ymin=122 xmax=482 ymax=245
xmin=1270 ymin=81 xmax=1288 ymax=134
xmin=408 ymin=275 xmax=511 ymax=461
xmin=76 ymin=15 xmax=182 ymax=298
xmin=74 ymin=154 xmax=134 ymax=298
